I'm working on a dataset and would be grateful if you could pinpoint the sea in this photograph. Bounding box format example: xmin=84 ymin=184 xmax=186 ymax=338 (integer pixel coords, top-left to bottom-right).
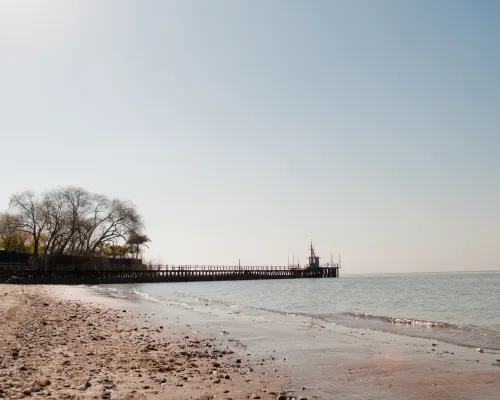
xmin=95 ymin=271 xmax=500 ymax=350
xmin=80 ymin=271 xmax=500 ymax=399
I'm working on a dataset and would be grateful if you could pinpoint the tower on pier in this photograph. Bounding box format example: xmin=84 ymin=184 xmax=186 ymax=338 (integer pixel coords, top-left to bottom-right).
xmin=308 ymin=240 xmax=320 ymax=269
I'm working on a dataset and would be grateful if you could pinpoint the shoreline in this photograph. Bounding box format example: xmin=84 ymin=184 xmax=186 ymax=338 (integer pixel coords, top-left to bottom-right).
xmin=3 ymin=283 xmax=500 ymax=399
xmin=0 ymin=284 xmax=290 ymax=400
xmin=82 ymin=281 xmax=500 ymax=352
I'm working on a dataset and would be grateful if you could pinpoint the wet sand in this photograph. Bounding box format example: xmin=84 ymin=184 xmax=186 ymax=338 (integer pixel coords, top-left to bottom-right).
xmin=69 ymin=285 xmax=500 ymax=400
xmin=0 ymin=285 xmax=290 ymax=400
xmin=268 ymin=326 xmax=500 ymax=399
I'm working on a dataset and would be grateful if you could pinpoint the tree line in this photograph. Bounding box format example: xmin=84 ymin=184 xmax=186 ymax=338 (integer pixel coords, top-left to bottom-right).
xmin=0 ymin=187 xmax=150 ymax=260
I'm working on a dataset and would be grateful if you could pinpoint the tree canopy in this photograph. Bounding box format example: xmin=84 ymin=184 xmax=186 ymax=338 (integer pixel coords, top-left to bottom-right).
xmin=1 ymin=187 xmax=149 ymax=259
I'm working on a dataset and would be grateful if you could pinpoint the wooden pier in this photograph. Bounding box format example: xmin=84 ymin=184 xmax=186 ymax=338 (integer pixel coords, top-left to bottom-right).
xmin=0 ymin=263 xmax=339 ymax=285
xmin=0 ymin=242 xmax=341 ymax=284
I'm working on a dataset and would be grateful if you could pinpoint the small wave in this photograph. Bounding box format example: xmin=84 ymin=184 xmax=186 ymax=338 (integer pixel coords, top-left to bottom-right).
xmin=130 ymin=288 xmax=162 ymax=303
xmin=337 ymin=312 xmax=500 ymax=350
xmin=195 ymin=296 xmax=326 ymax=321
xmin=130 ymin=289 xmax=193 ymax=309
xmin=347 ymin=312 xmax=451 ymax=328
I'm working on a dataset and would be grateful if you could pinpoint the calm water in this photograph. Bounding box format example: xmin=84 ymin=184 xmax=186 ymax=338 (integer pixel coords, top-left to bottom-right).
xmin=101 ymin=271 xmax=500 ymax=350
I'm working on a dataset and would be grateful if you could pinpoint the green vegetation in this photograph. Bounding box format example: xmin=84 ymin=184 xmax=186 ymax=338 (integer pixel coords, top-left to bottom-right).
xmin=0 ymin=187 xmax=150 ymax=259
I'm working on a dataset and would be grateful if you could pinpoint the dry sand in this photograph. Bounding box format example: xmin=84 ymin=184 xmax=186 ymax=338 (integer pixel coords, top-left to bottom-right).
xmin=0 ymin=285 xmax=293 ymax=400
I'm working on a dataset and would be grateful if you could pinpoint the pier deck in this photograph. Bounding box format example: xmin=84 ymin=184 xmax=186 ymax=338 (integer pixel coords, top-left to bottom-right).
xmin=0 ymin=264 xmax=339 ymax=285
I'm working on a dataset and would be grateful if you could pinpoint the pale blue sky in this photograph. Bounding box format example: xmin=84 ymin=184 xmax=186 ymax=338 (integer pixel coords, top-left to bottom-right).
xmin=1 ymin=0 xmax=499 ymax=273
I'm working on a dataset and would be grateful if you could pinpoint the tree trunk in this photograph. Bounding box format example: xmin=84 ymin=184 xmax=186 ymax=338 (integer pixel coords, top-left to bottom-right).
xmin=33 ymin=236 xmax=39 ymax=258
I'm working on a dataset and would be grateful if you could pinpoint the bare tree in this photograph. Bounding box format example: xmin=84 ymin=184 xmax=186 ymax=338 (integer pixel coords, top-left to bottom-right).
xmin=41 ymin=189 xmax=66 ymax=255
xmin=5 ymin=187 xmax=148 ymax=259
xmin=56 ymin=187 xmax=93 ymax=255
xmin=9 ymin=191 xmax=49 ymax=258
xmin=75 ymin=196 xmax=143 ymax=255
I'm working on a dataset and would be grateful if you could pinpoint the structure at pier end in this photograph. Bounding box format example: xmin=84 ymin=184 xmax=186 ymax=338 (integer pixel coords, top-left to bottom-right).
xmin=290 ymin=241 xmax=340 ymax=278
xmin=308 ymin=240 xmax=321 ymax=269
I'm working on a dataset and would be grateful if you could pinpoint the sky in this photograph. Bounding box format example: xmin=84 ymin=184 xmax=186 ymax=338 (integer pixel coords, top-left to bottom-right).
xmin=0 ymin=0 xmax=499 ymax=274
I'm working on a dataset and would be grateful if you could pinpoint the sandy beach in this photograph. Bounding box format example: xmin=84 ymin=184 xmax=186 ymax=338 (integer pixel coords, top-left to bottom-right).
xmin=0 ymin=285 xmax=290 ymax=400
xmin=2 ymin=282 xmax=500 ymax=400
